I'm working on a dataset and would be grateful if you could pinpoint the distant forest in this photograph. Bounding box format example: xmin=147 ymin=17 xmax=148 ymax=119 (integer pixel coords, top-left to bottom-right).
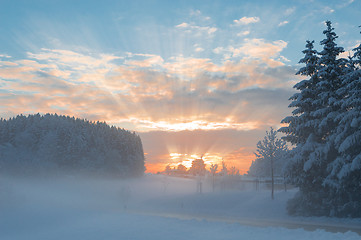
xmin=0 ymin=114 xmax=145 ymax=177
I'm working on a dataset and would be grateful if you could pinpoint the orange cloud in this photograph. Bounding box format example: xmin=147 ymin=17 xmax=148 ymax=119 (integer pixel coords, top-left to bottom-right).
xmin=0 ymin=49 xmax=294 ymax=127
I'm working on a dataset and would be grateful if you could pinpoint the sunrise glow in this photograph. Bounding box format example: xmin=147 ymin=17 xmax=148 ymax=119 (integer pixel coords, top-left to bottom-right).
xmin=166 ymin=153 xmax=224 ymax=169
xmin=1 ymin=0 xmax=360 ymax=175
xmin=144 ymin=149 xmax=254 ymax=174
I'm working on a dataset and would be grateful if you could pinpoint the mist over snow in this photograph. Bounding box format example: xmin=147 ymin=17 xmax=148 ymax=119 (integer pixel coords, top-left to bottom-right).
xmin=1 ymin=174 xmax=360 ymax=240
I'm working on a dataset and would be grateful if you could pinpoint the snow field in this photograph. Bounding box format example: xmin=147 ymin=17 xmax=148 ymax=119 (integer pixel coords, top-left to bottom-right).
xmin=0 ymin=175 xmax=360 ymax=240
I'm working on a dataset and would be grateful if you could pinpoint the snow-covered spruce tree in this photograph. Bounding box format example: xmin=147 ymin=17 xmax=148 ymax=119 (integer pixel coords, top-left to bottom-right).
xmin=281 ymin=21 xmax=347 ymax=216
xmin=325 ymin=26 xmax=361 ymax=217
xmin=279 ymin=39 xmax=327 ymax=215
xmin=252 ymin=127 xmax=288 ymax=200
xmin=315 ymin=21 xmax=345 ymax=141
xmin=279 ymin=40 xmax=320 ymax=144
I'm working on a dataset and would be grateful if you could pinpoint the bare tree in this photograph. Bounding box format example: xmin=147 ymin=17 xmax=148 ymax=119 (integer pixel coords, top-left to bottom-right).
xmin=255 ymin=127 xmax=288 ymax=200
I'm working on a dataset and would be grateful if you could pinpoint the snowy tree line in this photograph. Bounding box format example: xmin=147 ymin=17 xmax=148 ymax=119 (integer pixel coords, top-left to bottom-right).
xmin=0 ymin=113 xmax=145 ymax=177
xmin=280 ymin=21 xmax=361 ymax=217
xmin=162 ymin=159 xmax=243 ymax=193
xmin=163 ymin=159 xmax=239 ymax=177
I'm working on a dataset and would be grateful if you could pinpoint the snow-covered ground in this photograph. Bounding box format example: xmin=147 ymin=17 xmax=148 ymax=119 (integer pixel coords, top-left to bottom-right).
xmin=0 ymin=174 xmax=360 ymax=240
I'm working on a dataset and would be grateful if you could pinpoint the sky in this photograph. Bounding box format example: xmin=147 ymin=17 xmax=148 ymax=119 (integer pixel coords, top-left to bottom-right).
xmin=0 ymin=0 xmax=360 ymax=173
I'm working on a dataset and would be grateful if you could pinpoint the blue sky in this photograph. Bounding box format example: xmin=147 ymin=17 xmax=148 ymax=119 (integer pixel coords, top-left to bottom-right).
xmin=2 ymin=0 xmax=360 ymax=61
xmin=0 ymin=0 xmax=360 ymax=172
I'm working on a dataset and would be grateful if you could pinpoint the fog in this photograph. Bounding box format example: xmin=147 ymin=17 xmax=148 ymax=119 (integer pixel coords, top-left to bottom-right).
xmin=0 ymin=173 xmax=288 ymax=227
xmin=0 ymin=174 xmax=246 ymax=216
xmin=0 ymin=174 xmax=191 ymax=239
xmin=1 ymin=174 xmax=360 ymax=239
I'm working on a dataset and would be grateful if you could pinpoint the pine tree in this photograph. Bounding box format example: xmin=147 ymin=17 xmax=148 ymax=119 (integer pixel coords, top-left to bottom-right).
xmin=315 ymin=21 xmax=345 ymax=142
xmin=324 ymin=26 xmax=361 ymax=217
xmin=280 ymin=40 xmax=319 ymax=144
xmin=279 ymin=40 xmax=324 ymax=198
xmin=280 ymin=39 xmax=326 ymax=214
xmin=281 ymin=21 xmax=347 ymax=216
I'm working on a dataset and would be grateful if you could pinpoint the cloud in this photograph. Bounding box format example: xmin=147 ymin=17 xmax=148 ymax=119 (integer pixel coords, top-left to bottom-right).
xmin=28 ymin=48 xmax=120 ymax=69
xmin=336 ymin=0 xmax=354 ymax=8
xmin=284 ymin=7 xmax=296 ymax=15
xmin=237 ymin=39 xmax=288 ymax=59
xmin=190 ymin=9 xmax=211 ymax=21
xmin=0 ymin=61 xmax=18 ymax=67
xmin=0 ymin=47 xmax=295 ymax=129
xmin=175 ymin=22 xmax=217 ymax=36
xmin=278 ymin=21 xmax=289 ymax=27
xmin=233 ymin=17 xmax=260 ymax=25
xmin=176 ymin=22 xmax=189 ymax=28
xmin=207 ymin=27 xmax=217 ymax=34
xmin=279 ymin=56 xmax=291 ymax=62
xmin=322 ymin=6 xmax=335 ymax=14
xmin=126 ymin=55 xmax=164 ymax=67
xmin=124 ymin=119 xmax=260 ymax=132
xmin=0 ymin=54 xmax=11 ymax=58
xmin=237 ymin=31 xmax=250 ymax=37
xmin=162 ymin=57 xmax=216 ymax=78
xmin=213 ymin=38 xmax=288 ymax=67
xmin=212 ymin=47 xmax=224 ymax=54
xmin=190 ymin=9 xmax=202 ymax=16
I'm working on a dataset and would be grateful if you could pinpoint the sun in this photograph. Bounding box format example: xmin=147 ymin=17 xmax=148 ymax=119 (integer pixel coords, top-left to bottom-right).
xmin=168 ymin=152 xmax=224 ymax=170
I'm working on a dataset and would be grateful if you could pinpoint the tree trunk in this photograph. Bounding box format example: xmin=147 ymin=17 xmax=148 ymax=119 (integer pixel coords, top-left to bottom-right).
xmin=284 ymin=175 xmax=287 ymax=192
xmin=271 ymin=158 xmax=274 ymax=200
